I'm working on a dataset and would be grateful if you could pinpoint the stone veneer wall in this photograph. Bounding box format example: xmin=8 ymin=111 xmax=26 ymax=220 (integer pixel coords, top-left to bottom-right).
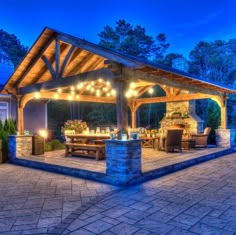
xmin=215 ymin=129 xmax=236 ymax=149
xmin=104 ymin=139 xmax=142 ymax=185
xmin=8 ymin=135 xmax=33 ymax=160
xmin=161 ymin=99 xmax=204 ymax=134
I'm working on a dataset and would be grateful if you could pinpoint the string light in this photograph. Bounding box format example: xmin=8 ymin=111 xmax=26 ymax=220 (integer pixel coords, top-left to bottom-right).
xmin=130 ymin=82 xmax=135 ymax=88
xmin=96 ymin=89 xmax=101 ymax=96
xmin=77 ymin=82 xmax=84 ymax=89
xmin=111 ymin=89 xmax=116 ymax=96
xmin=57 ymin=88 xmax=62 ymax=93
xmin=34 ymin=92 xmax=41 ymax=99
xmin=148 ymin=88 xmax=154 ymax=94
xmin=53 ymin=93 xmax=59 ymax=99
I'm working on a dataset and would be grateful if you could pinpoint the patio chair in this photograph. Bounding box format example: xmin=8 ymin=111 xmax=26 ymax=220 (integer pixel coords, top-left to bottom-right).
xmin=191 ymin=127 xmax=211 ymax=147
xmin=163 ymin=129 xmax=183 ymax=152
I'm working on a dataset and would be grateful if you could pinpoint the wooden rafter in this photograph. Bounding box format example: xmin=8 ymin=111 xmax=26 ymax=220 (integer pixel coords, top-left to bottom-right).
xmin=123 ymin=68 xmax=225 ymax=97
xmin=14 ymin=36 xmax=55 ymax=88
xmin=59 ymin=45 xmax=75 ymax=78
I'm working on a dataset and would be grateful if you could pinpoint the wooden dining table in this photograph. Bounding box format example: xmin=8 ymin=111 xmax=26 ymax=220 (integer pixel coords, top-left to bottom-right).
xmin=64 ymin=134 xmax=111 ymax=160
xmin=65 ymin=134 xmax=110 ymax=144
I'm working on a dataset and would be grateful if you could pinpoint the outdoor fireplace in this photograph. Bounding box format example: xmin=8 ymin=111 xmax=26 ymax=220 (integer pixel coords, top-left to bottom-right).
xmin=160 ymin=95 xmax=204 ymax=134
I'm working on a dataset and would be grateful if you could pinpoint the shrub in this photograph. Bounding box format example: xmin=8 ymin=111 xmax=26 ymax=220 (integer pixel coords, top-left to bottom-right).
xmin=45 ymin=139 xmax=65 ymax=151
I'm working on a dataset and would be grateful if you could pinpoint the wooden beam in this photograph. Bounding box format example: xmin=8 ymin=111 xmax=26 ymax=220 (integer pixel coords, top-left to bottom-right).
xmin=55 ymin=39 xmax=60 ymax=79
xmin=30 ymin=42 xmax=68 ymax=85
xmin=21 ymin=91 xmax=116 ymax=106
xmin=20 ymin=68 xmax=115 ymax=95
xmin=135 ymin=93 xmax=219 ymax=106
xmin=123 ymin=68 xmax=224 ymax=97
xmin=41 ymin=55 xmax=56 ymax=80
xmin=14 ymin=36 xmax=55 ymax=88
xmin=57 ymin=34 xmax=143 ymax=69
xmin=58 ymin=45 xmax=75 ymax=78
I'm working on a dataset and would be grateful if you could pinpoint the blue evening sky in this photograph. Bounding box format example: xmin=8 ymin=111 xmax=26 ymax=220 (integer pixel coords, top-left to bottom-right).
xmin=1 ymin=0 xmax=236 ymax=58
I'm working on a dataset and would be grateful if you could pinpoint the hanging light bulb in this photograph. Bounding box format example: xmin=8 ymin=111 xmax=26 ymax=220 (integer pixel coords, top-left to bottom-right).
xmin=96 ymin=89 xmax=101 ymax=96
xmin=148 ymin=88 xmax=154 ymax=94
xmin=70 ymin=86 xmax=75 ymax=91
xmin=77 ymin=82 xmax=84 ymax=89
xmin=57 ymin=88 xmax=62 ymax=93
xmin=130 ymin=82 xmax=135 ymax=88
xmin=106 ymin=81 xmax=111 ymax=86
xmin=76 ymin=95 xmax=80 ymax=99
xmin=111 ymin=89 xmax=116 ymax=96
xmin=34 ymin=92 xmax=41 ymax=99
xmin=98 ymin=78 xmax=103 ymax=83
xmin=53 ymin=93 xmax=59 ymax=99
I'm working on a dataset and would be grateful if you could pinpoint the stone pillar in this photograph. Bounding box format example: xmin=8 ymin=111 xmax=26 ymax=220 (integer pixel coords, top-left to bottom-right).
xmin=8 ymin=135 xmax=33 ymax=160
xmin=104 ymin=139 xmax=142 ymax=185
xmin=215 ymin=129 xmax=236 ymax=149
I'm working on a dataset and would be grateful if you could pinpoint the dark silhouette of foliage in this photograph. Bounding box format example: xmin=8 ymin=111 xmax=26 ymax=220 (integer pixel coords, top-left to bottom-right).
xmin=0 ymin=29 xmax=28 ymax=68
xmin=98 ymin=19 xmax=170 ymax=60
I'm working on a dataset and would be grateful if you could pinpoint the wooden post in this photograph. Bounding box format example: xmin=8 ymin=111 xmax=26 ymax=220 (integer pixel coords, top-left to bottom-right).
xmin=221 ymin=99 xmax=227 ymax=129
xmin=131 ymin=110 xmax=136 ymax=128
xmin=17 ymin=106 xmax=24 ymax=135
xmin=115 ymin=78 xmax=129 ymax=131
xmin=129 ymin=100 xmax=138 ymax=128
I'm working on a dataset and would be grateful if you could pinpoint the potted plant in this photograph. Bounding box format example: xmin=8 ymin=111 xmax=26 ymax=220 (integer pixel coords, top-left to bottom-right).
xmin=61 ymin=120 xmax=88 ymax=134
xmin=0 ymin=119 xmax=17 ymax=163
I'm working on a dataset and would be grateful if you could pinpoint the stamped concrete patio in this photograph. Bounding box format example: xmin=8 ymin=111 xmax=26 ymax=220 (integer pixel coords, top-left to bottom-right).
xmin=0 ymin=151 xmax=236 ymax=234
xmin=12 ymin=146 xmax=233 ymax=185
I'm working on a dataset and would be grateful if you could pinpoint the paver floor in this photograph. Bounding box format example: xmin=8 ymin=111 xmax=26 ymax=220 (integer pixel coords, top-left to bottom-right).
xmin=19 ymin=147 xmax=226 ymax=173
xmin=0 ymin=152 xmax=236 ymax=234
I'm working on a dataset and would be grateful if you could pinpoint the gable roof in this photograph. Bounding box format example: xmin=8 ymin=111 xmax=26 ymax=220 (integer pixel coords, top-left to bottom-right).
xmin=1 ymin=26 xmax=236 ymax=96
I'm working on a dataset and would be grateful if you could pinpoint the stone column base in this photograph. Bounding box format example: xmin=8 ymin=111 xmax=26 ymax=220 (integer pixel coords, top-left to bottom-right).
xmin=215 ymin=129 xmax=236 ymax=149
xmin=8 ymin=135 xmax=33 ymax=160
xmin=104 ymin=139 xmax=142 ymax=185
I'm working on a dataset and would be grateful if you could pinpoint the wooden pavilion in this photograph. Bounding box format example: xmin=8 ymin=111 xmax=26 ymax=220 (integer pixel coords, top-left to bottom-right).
xmin=1 ymin=27 xmax=236 ymax=135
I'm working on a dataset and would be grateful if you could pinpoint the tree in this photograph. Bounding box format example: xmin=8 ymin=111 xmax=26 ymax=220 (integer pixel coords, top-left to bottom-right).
xmin=189 ymin=40 xmax=236 ymax=85
xmin=0 ymin=29 xmax=28 ymax=67
xmin=161 ymin=53 xmax=185 ymax=67
xmin=98 ymin=19 xmax=170 ymax=60
xmin=189 ymin=39 xmax=236 ymax=129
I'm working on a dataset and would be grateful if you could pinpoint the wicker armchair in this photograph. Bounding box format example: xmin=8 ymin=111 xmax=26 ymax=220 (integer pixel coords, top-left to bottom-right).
xmin=191 ymin=127 xmax=211 ymax=147
xmin=164 ymin=129 xmax=183 ymax=152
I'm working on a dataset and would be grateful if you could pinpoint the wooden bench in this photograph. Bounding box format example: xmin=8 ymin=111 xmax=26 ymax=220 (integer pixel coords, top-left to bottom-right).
xmin=65 ymin=143 xmax=105 ymax=160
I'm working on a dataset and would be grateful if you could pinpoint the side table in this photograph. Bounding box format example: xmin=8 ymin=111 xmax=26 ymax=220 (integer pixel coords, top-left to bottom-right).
xmin=182 ymin=138 xmax=196 ymax=150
